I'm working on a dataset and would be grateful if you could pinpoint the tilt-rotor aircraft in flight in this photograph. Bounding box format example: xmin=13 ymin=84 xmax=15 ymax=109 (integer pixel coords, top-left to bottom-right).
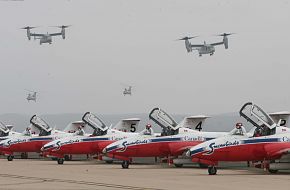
xmin=21 ymin=25 xmax=70 ymax=45
xmin=178 ymin=33 xmax=234 ymax=56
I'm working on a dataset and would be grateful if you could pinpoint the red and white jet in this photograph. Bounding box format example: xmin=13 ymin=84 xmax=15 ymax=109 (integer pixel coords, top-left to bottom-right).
xmin=103 ymin=108 xmax=228 ymax=169
xmin=0 ymin=115 xmax=85 ymax=161
xmin=41 ymin=112 xmax=140 ymax=164
xmin=188 ymin=102 xmax=290 ymax=175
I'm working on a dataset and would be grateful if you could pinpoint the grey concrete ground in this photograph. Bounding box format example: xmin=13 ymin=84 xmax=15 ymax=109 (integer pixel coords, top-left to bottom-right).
xmin=0 ymin=159 xmax=289 ymax=190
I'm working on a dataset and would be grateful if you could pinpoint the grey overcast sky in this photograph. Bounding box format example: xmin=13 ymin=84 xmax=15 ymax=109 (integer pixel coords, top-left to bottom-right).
xmin=0 ymin=0 xmax=290 ymax=115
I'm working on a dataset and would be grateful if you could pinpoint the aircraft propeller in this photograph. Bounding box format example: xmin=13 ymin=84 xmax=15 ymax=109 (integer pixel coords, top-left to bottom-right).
xmin=177 ymin=36 xmax=198 ymax=41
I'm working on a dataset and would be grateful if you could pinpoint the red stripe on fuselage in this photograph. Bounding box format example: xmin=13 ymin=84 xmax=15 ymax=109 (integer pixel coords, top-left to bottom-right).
xmin=110 ymin=141 xmax=201 ymax=158
xmin=45 ymin=140 xmax=114 ymax=156
xmin=193 ymin=142 xmax=286 ymax=162
xmin=1 ymin=140 xmax=50 ymax=153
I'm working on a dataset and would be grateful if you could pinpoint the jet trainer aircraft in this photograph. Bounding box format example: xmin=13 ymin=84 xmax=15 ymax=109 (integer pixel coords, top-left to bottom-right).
xmin=188 ymin=102 xmax=290 ymax=175
xmin=0 ymin=115 xmax=85 ymax=161
xmin=103 ymin=108 xmax=228 ymax=169
xmin=41 ymin=112 xmax=140 ymax=164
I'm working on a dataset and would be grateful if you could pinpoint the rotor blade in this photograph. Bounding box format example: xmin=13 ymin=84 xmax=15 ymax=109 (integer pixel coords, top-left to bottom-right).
xmin=216 ymin=33 xmax=235 ymax=37
xmin=177 ymin=36 xmax=198 ymax=41
xmin=21 ymin=26 xmax=37 ymax=30
xmin=50 ymin=25 xmax=71 ymax=29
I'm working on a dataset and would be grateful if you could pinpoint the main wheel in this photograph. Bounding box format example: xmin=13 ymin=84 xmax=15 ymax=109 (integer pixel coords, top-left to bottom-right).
xmin=105 ymin=160 xmax=113 ymax=164
xmin=174 ymin=164 xmax=183 ymax=168
xmin=7 ymin=155 xmax=14 ymax=161
xmin=208 ymin=166 xmax=217 ymax=175
xmin=57 ymin=158 xmax=64 ymax=165
xmin=121 ymin=161 xmax=130 ymax=169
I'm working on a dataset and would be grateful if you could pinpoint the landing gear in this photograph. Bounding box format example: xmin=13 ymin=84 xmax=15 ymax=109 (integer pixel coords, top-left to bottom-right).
xmin=208 ymin=166 xmax=217 ymax=175
xmin=210 ymin=53 xmax=213 ymax=56
xmin=7 ymin=155 xmax=14 ymax=161
xmin=121 ymin=161 xmax=130 ymax=169
xmin=57 ymin=158 xmax=64 ymax=165
xmin=199 ymin=54 xmax=202 ymax=57
xmin=21 ymin=152 xmax=28 ymax=159
xmin=174 ymin=164 xmax=183 ymax=168
xmin=105 ymin=160 xmax=113 ymax=164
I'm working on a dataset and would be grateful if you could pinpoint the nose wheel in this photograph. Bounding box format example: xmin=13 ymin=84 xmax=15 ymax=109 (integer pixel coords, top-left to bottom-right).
xmin=121 ymin=161 xmax=130 ymax=169
xmin=7 ymin=155 xmax=14 ymax=161
xmin=57 ymin=158 xmax=64 ymax=165
xmin=208 ymin=166 xmax=217 ymax=175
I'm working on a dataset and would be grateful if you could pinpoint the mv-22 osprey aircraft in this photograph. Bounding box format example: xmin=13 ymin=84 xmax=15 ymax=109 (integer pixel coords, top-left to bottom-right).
xmin=189 ymin=102 xmax=290 ymax=175
xmin=178 ymin=33 xmax=234 ymax=56
xmin=21 ymin=25 xmax=70 ymax=45
xmin=103 ymin=108 xmax=229 ymax=169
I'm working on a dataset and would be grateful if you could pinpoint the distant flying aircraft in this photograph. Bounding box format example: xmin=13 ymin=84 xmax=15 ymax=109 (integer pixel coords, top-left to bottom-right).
xmin=21 ymin=25 xmax=70 ymax=45
xmin=25 ymin=90 xmax=37 ymax=102
xmin=123 ymin=86 xmax=132 ymax=96
xmin=178 ymin=33 xmax=234 ymax=56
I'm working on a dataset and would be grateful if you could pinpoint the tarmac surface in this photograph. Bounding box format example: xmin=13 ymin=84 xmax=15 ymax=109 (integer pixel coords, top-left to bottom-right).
xmin=0 ymin=159 xmax=290 ymax=190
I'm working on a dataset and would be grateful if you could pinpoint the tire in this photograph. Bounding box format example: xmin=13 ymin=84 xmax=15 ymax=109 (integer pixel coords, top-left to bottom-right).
xmin=208 ymin=166 xmax=217 ymax=175
xmin=105 ymin=160 xmax=113 ymax=164
xmin=121 ymin=161 xmax=129 ymax=169
xmin=7 ymin=155 xmax=14 ymax=161
xmin=57 ymin=158 xmax=64 ymax=165
xmin=174 ymin=164 xmax=183 ymax=168
xmin=268 ymin=169 xmax=278 ymax=174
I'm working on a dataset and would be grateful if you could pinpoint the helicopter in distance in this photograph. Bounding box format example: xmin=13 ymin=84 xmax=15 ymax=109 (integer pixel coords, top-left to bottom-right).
xmin=21 ymin=25 xmax=71 ymax=45
xmin=123 ymin=86 xmax=132 ymax=96
xmin=178 ymin=33 xmax=234 ymax=56
xmin=25 ymin=90 xmax=37 ymax=102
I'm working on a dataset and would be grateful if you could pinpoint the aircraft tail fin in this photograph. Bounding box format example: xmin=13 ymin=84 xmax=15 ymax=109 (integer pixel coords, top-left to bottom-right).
xmin=269 ymin=112 xmax=290 ymax=127
xmin=63 ymin=121 xmax=86 ymax=133
xmin=113 ymin=118 xmax=140 ymax=132
xmin=177 ymin=115 xmax=210 ymax=131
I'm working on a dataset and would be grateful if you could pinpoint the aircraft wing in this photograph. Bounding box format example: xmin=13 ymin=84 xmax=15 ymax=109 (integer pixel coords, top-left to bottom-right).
xmin=30 ymin=33 xmax=44 ymax=37
xmin=50 ymin=32 xmax=62 ymax=36
xmin=264 ymin=143 xmax=290 ymax=157
xmin=210 ymin=41 xmax=224 ymax=46
xmin=190 ymin=44 xmax=204 ymax=47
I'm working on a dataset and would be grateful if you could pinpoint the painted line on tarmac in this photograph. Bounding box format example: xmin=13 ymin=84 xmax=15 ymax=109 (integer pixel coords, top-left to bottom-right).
xmin=0 ymin=173 xmax=164 ymax=190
